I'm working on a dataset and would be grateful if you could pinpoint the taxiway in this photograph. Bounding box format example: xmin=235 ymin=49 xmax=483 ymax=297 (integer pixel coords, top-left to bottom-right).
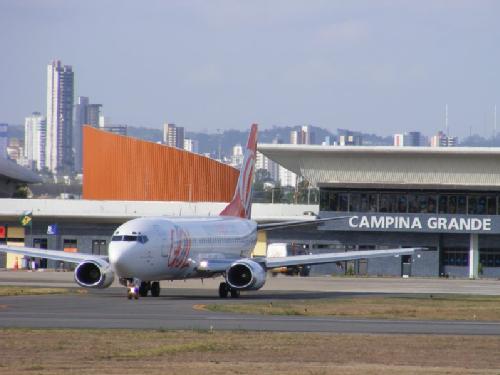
xmin=0 ymin=272 xmax=499 ymax=335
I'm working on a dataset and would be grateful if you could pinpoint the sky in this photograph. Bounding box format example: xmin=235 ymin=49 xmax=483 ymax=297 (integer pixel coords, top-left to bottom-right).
xmin=1 ymin=0 xmax=499 ymax=137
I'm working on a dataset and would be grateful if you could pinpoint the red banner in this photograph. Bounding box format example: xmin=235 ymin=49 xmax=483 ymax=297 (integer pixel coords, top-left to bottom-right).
xmin=0 ymin=226 xmax=5 ymax=238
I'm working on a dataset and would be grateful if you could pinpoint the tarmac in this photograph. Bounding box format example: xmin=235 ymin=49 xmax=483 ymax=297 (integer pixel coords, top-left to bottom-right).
xmin=0 ymin=270 xmax=499 ymax=334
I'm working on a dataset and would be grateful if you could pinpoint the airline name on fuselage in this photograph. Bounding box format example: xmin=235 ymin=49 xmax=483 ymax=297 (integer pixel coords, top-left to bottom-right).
xmin=348 ymin=215 xmax=492 ymax=231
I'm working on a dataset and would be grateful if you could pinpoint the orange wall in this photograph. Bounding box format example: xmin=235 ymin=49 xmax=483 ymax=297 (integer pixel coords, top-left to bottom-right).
xmin=83 ymin=126 xmax=238 ymax=202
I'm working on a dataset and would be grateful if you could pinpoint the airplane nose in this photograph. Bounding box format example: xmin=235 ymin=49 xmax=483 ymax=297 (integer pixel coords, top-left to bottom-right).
xmin=108 ymin=243 xmax=135 ymax=277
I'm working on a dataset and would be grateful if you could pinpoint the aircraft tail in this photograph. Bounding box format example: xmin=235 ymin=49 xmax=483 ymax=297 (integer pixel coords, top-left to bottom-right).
xmin=220 ymin=124 xmax=258 ymax=219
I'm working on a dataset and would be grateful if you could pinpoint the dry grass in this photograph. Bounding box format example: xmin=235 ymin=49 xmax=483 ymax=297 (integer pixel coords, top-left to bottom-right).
xmin=0 ymin=329 xmax=499 ymax=374
xmin=205 ymin=294 xmax=500 ymax=321
xmin=0 ymin=286 xmax=81 ymax=297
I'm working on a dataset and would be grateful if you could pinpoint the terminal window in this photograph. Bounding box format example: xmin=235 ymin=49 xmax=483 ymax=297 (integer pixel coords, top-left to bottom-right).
xmin=349 ymin=193 xmax=378 ymax=212
xmin=408 ymin=194 xmax=437 ymax=213
xmin=320 ymin=189 xmax=500 ymax=216
xmin=63 ymin=239 xmax=77 ymax=252
xmin=479 ymin=249 xmax=500 ymax=267
xmin=442 ymin=248 xmax=469 ymax=267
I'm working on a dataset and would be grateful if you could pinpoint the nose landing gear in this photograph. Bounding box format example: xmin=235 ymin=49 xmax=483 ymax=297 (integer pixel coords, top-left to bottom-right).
xmin=124 ymin=279 xmax=161 ymax=299
xmin=127 ymin=284 xmax=139 ymax=300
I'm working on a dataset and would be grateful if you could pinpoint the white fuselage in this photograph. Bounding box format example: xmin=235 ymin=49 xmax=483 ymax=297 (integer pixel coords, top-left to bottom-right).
xmin=108 ymin=216 xmax=257 ymax=281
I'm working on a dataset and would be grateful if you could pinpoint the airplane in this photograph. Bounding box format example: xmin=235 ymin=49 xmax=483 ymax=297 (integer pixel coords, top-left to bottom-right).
xmin=0 ymin=124 xmax=422 ymax=299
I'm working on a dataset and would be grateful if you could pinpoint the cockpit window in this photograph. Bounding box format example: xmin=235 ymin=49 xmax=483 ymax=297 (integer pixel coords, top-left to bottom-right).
xmin=111 ymin=234 xmax=148 ymax=243
xmin=138 ymin=235 xmax=149 ymax=244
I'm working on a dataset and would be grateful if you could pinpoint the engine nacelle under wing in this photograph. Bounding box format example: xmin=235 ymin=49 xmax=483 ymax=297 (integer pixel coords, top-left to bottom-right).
xmin=74 ymin=260 xmax=115 ymax=289
xmin=226 ymin=259 xmax=266 ymax=291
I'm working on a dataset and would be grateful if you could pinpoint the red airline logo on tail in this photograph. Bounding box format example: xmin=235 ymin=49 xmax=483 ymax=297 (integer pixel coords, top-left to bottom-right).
xmin=220 ymin=124 xmax=258 ymax=219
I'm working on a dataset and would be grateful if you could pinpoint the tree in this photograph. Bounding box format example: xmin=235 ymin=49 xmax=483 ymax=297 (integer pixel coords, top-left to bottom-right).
xmin=12 ymin=185 xmax=29 ymax=199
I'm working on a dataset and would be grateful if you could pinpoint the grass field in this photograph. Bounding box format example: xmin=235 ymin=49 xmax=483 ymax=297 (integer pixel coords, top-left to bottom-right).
xmin=0 ymin=286 xmax=80 ymax=297
xmin=0 ymin=329 xmax=499 ymax=374
xmin=203 ymin=294 xmax=500 ymax=321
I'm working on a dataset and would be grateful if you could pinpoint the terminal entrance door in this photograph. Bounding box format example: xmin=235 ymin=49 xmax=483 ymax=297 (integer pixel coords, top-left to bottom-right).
xmin=33 ymin=238 xmax=48 ymax=269
xmin=357 ymin=245 xmax=374 ymax=276
xmin=401 ymin=255 xmax=412 ymax=277
xmin=92 ymin=240 xmax=107 ymax=255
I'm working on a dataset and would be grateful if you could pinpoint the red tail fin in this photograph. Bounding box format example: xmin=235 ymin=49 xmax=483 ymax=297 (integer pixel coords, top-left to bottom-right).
xmin=220 ymin=124 xmax=258 ymax=219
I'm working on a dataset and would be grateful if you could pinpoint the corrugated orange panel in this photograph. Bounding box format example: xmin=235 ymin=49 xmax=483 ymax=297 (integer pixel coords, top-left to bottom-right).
xmin=82 ymin=126 xmax=239 ymax=202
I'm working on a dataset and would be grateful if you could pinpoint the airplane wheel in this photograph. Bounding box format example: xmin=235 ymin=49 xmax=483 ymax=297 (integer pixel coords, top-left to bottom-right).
xmin=218 ymin=282 xmax=229 ymax=298
xmin=139 ymin=282 xmax=149 ymax=297
xmin=230 ymin=289 xmax=240 ymax=298
xmin=128 ymin=286 xmax=139 ymax=300
xmin=151 ymin=282 xmax=160 ymax=297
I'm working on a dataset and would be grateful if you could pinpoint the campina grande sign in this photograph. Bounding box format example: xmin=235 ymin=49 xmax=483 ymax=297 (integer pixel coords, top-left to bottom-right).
xmin=320 ymin=212 xmax=500 ymax=234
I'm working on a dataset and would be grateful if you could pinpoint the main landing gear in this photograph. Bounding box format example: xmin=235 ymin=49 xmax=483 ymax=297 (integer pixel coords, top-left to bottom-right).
xmin=218 ymin=282 xmax=240 ymax=298
xmin=125 ymin=279 xmax=161 ymax=299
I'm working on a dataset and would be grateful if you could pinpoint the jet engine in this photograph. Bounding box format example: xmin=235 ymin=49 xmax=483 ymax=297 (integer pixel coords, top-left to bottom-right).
xmin=226 ymin=259 xmax=266 ymax=291
xmin=74 ymin=260 xmax=115 ymax=289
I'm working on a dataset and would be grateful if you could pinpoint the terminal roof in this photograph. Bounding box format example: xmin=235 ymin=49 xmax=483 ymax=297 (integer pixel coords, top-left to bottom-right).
xmin=258 ymin=144 xmax=500 ymax=190
xmin=0 ymin=157 xmax=42 ymax=183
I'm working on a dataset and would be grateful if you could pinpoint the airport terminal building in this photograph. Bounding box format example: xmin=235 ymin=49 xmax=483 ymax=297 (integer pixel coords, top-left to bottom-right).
xmin=259 ymin=145 xmax=500 ymax=279
xmin=2 ymin=127 xmax=500 ymax=280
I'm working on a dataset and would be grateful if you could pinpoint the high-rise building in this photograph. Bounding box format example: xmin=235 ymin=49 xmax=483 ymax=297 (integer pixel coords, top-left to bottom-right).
xmin=393 ymin=133 xmax=404 ymax=147
xmin=290 ymin=126 xmax=315 ymax=145
xmin=74 ymin=96 xmax=102 ymax=172
xmin=163 ymin=123 xmax=184 ymax=149
xmin=99 ymin=115 xmax=112 ymax=128
xmin=24 ymin=112 xmax=46 ymax=170
xmin=394 ymin=131 xmax=423 ymax=147
xmin=338 ymin=129 xmax=362 ymax=146
xmin=87 ymin=104 xmax=101 ymax=128
xmin=406 ymin=132 xmax=423 ymax=146
xmin=231 ymin=144 xmax=244 ymax=168
xmin=256 ymin=151 xmax=278 ymax=181
xmin=279 ymin=166 xmax=297 ymax=187
xmin=183 ymin=138 xmax=199 ymax=153
xmin=300 ymin=125 xmax=315 ymax=145
xmin=0 ymin=124 xmax=7 ymax=158
xmin=255 ymin=151 xmax=266 ymax=171
xmin=46 ymin=60 xmax=74 ymax=174
xmin=7 ymin=138 xmax=24 ymax=164
xmin=256 ymin=136 xmax=280 ymax=182
xmin=284 ymin=132 xmax=300 ymax=186
xmin=430 ymin=131 xmax=458 ymax=147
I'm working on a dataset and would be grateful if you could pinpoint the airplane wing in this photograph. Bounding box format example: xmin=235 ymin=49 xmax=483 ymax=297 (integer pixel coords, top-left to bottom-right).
xmin=0 ymin=245 xmax=108 ymax=264
xmin=197 ymin=248 xmax=424 ymax=273
xmin=265 ymin=248 xmax=424 ymax=268
xmin=257 ymin=215 xmax=351 ymax=231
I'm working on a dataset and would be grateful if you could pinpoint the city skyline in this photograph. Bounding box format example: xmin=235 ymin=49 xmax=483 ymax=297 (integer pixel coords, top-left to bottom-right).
xmin=1 ymin=1 xmax=499 ymax=137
